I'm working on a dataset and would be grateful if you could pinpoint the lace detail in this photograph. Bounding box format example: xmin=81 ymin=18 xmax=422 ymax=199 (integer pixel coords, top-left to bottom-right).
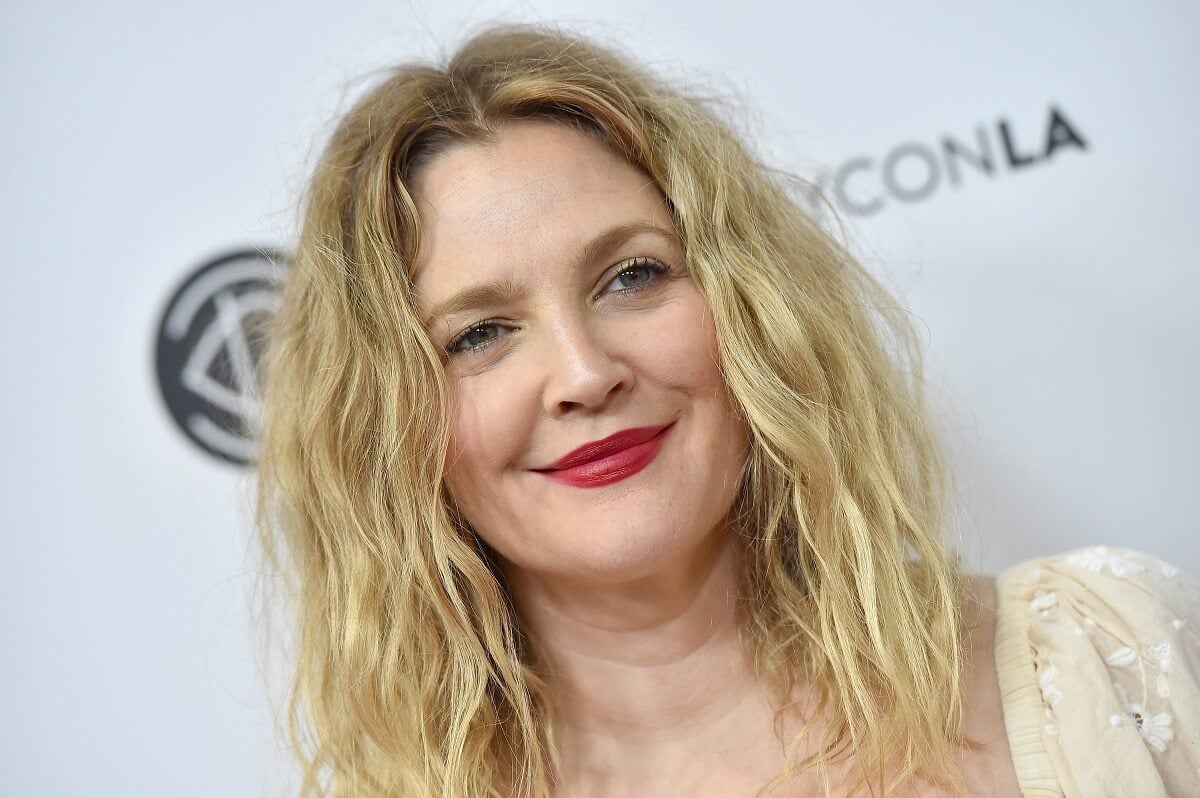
xmin=995 ymin=545 xmax=1200 ymax=797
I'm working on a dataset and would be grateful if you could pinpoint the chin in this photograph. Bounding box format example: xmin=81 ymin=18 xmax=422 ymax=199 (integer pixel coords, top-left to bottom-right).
xmin=557 ymin=518 xmax=728 ymax=585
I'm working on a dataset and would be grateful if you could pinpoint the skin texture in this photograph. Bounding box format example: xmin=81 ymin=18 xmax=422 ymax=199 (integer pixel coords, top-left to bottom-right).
xmin=409 ymin=120 xmax=1022 ymax=796
xmin=410 ymin=119 xmax=750 ymax=589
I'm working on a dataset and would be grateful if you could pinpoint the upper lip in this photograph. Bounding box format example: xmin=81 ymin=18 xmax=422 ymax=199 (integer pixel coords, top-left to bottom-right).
xmin=534 ymin=424 xmax=672 ymax=471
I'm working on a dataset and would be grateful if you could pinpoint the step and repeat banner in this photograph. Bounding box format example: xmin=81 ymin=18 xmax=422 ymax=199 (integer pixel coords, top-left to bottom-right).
xmin=4 ymin=2 xmax=1197 ymax=795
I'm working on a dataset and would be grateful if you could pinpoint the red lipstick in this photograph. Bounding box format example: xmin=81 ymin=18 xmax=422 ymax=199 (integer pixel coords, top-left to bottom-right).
xmin=533 ymin=424 xmax=672 ymax=488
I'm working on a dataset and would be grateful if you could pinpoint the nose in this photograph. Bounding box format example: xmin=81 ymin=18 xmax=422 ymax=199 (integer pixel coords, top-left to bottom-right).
xmin=540 ymin=317 xmax=634 ymax=416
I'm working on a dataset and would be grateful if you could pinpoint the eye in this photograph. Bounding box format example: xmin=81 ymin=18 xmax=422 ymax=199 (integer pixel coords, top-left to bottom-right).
xmin=445 ymin=257 xmax=672 ymax=358
xmin=599 ymin=257 xmax=670 ymax=296
xmin=447 ymin=322 xmax=508 ymax=355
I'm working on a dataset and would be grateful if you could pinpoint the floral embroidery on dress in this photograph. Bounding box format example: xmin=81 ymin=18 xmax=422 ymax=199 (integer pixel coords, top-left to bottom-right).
xmin=1144 ymin=642 xmax=1173 ymax=698
xmin=1064 ymin=545 xmax=1146 ymax=577
xmin=1136 ymin=712 xmax=1176 ymax=753
xmin=1029 ymin=590 xmax=1058 ymax=617
xmin=1038 ymin=658 xmax=1062 ymax=708
xmin=1005 ymin=546 xmax=1199 ymax=792
xmin=1113 ymin=682 xmax=1176 ymax=754
xmin=1105 ymin=646 xmax=1138 ymax=667
xmin=1144 ymin=642 xmax=1172 ymax=669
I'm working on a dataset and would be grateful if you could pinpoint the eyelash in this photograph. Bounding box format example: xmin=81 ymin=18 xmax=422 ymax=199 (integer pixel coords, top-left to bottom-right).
xmin=445 ymin=256 xmax=672 ymax=356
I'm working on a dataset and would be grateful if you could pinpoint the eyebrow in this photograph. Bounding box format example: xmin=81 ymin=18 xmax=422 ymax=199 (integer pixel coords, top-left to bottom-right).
xmin=419 ymin=220 xmax=681 ymax=329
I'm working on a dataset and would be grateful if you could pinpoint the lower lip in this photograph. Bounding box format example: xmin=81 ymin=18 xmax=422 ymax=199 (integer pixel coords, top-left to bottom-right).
xmin=536 ymin=425 xmax=672 ymax=488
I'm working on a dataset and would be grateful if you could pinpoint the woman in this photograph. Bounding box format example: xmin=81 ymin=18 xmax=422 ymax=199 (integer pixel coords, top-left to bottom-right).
xmin=255 ymin=23 xmax=1198 ymax=797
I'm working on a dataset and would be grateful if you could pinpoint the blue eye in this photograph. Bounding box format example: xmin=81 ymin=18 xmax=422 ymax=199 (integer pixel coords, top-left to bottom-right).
xmin=600 ymin=257 xmax=670 ymax=295
xmin=446 ymin=258 xmax=672 ymax=358
xmin=447 ymin=322 xmax=507 ymax=355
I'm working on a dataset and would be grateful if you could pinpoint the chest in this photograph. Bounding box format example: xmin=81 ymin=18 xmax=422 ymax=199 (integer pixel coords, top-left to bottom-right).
xmin=752 ymin=740 xmax=1022 ymax=798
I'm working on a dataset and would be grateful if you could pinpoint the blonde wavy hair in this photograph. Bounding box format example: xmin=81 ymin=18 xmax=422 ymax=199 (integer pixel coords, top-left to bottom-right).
xmin=256 ymin=21 xmax=974 ymax=798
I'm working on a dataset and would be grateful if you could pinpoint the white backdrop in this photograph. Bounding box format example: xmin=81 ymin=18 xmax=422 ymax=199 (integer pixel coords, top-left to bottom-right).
xmin=3 ymin=1 xmax=1197 ymax=795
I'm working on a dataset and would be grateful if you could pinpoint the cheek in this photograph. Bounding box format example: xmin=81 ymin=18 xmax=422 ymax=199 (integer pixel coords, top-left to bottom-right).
xmin=443 ymin=372 xmax=532 ymax=514
xmin=654 ymin=297 xmax=748 ymax=463
xmin=445 ymin=391 xmax=495 ymax=508
xmin=648 ymin=295 xmax=727 ymax=394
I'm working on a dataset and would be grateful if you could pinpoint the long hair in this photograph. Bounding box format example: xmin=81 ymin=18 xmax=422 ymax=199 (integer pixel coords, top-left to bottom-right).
xmin=255 ymin=22 xmax=972 ymax=797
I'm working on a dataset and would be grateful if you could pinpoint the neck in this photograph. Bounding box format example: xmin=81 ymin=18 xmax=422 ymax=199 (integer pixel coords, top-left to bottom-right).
xmin=503 ymin=529 xmax=782 ymax=781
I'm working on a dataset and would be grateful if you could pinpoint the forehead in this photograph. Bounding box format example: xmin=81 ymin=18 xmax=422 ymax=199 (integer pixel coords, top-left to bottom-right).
xmin=408 ymin=120 xmax=672 ymax=294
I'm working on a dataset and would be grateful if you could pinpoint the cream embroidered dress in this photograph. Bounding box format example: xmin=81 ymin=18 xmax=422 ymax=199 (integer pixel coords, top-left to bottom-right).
xmin=994 ymin=546 xmax=1200 ymax=797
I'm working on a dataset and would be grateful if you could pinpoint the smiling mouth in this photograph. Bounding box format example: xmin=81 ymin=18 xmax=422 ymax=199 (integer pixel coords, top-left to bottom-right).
xmin=532 ymin=423 xmax=673 ymax=488
xmin=536 ymin=424 xmax=672 ymax=470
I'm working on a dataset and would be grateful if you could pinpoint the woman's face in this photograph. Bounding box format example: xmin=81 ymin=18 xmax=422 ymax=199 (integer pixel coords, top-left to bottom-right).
xmin=410 ymin=120 xmax=749 ymax=585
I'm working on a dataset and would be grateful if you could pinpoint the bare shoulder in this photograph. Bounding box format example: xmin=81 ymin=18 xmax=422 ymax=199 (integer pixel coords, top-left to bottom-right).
xmin=960 ymin=571 xmax=1003 ymax=744
xmin=888 ymin=571 xmax=1022 ymax=797
xmin=800 ymin=572 xmax=1024 ymax=798
xmin=952 ymin=570 xmax=1023 ymax=797
xmin=963 ymin=571 xmax=998 ymax=627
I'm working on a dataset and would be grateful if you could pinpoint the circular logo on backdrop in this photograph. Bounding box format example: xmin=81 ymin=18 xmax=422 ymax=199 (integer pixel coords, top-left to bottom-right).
xmin=155 ymin=248 xmax=289 ymax=466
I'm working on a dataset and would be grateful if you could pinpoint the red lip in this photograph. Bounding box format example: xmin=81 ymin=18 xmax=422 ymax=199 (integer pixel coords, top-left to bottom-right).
xmin=532 ymin=423 xmax=673 ymax=488
xmin=537 ymin=424 xmax=672 ymax=470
